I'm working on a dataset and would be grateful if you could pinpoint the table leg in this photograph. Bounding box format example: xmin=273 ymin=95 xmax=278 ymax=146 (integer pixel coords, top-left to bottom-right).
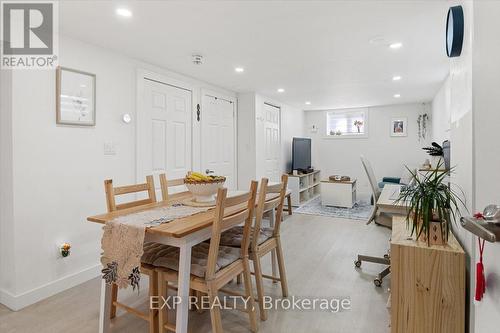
xmin=175 ymin=244 xmax=192 ymax=333
xmin=99 ymin=279 xmax=112 ymax=333
xmin=270 ymin=208 xmax=278 ymax=283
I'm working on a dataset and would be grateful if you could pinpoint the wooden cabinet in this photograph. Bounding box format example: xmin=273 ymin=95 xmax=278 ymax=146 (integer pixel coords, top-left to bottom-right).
xmin=320 ymin=179 xmax=356 ymax=208
xmin=288 ymin=170 xmax=320 ymax=206
xmin=391 ymin=217 xmax=465 ymax=333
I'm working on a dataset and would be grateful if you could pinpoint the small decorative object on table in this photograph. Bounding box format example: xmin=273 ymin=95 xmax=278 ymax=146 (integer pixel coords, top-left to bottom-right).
xmin=60 ymin=243 xmax=71 ymax=257
xmin=397 ymin=161 xmax=467 ymax=246
xmin=328 ymin=175 xmax=351 ymax=182
xmin=184 ymin=172 xmax=226 ymax=203
xmin=422 ymin=142 xmax=444 ymax=169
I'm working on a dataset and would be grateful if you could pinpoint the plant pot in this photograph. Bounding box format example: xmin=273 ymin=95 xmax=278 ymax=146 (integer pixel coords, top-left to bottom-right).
xmin=416 ymin=219 xmax=447 ymax=246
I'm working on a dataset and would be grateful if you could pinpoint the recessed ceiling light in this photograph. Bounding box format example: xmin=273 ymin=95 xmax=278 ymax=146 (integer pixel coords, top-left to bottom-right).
xmin=305 ymin=101 xmax=311 ymax=105
xmin=277 ymin=88 xmax=285 ymax=93
xmin=392 ymin=75 xmax=402 ymax=81
xmin=235 ymin=67 xmax=244 ymax=73
xmin=116 ymin=8 xmax=132 ymax=17
xmin=394 ymin=94 xmax=401 ymax=98
xmin=389 ymin=42 xmax=403 ymax=49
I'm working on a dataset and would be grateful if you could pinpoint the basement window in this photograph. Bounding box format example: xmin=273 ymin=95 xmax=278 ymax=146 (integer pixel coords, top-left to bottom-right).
xmin=326 ymin=110 xmax=367 ymax=138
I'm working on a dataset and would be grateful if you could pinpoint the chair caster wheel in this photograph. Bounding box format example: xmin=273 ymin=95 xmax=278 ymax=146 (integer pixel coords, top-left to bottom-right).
xmin=354 ymin=260 xmax=362 ymax=268
xmin=374 ymin=279 xmax=382 ymax=287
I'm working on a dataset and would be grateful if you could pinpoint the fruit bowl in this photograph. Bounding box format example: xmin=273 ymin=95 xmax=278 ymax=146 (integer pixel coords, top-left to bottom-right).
xmin=184 ymin=173 xmax=226 ymax=203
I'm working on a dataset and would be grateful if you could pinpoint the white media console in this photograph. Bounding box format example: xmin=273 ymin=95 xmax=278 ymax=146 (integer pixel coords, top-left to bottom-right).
xmin=288 ymin=170 xmax=321 ymax=206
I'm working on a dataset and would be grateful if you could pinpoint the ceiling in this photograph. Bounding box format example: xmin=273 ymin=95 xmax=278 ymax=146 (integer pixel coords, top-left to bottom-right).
xmin=59 ymin=0 xmax=450 ymax=110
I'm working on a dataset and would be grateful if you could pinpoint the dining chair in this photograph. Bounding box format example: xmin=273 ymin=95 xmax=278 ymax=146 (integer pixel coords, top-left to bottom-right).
xmin=158 ymin=173 xmax=189 ymax=201
xmin=155 ymin=182 xmax=259 ymax=333
xmin=104 ymin=175 xmax=171 ymax=333
xmin=220 ymin=175 xmax=289 ymax=321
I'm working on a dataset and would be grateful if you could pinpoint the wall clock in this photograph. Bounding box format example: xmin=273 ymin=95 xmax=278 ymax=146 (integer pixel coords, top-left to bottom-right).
xmin=446 ymin=5 xmax=464 ymax=57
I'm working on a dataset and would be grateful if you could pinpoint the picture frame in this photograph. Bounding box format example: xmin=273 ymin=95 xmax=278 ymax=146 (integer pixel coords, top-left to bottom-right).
xmin=390 ymin=117 xmax=407 ymax=137
xmin=56 ymin=66 xmax=96 ymax=126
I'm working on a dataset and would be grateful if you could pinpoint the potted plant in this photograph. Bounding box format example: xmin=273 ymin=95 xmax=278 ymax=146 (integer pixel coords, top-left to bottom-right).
xmin=397 ymin=162 xmax=466 ymax=246
xmin=354 ymin=120 xmax=363 ymax=133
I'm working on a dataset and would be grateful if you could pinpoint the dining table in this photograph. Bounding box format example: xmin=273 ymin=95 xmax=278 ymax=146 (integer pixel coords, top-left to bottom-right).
xmin=87 ymin=190 xmax=280 ymax=333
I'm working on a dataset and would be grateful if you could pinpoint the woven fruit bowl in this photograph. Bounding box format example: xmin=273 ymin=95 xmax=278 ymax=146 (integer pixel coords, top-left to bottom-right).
xmin=184 ymin=174 xmax=226 ymax=203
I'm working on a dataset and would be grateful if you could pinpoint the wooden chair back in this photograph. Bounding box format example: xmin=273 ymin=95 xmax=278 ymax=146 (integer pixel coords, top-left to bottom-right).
xmin=104 ymin=175 xmax=157 ymax=212
xmin=253 ymin=174 xmax=289 ymax=246
xmin=205 ymin=181 xmax=258 ymax=279
xmin=158 ymin=173 xmax=187 ymax=201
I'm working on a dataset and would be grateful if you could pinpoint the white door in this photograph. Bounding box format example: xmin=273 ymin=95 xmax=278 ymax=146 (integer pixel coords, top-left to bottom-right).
xmin=264 ymin=103 xmax=281 ymax=182
xmin=201 ymin=94 xmax=237 ymax=189
xmin=138 ymin=78 xmax=192 ymax=196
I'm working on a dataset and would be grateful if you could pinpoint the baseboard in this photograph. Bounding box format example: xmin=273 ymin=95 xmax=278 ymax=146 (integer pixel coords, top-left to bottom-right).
xmin=0 ymin=264 xmax=101 ymax=311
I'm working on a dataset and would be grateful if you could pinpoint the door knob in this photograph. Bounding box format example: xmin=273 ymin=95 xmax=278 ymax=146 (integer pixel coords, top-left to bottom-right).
xmin=205 ymin=169 xmax=215 ymax=174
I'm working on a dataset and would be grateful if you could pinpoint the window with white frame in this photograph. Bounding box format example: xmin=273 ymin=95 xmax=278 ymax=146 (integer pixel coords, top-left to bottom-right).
xmin=326 ymin=110 xmax=367 ymax=137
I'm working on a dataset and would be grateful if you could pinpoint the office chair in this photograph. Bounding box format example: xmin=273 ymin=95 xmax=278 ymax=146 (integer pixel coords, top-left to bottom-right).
xmin=355 ymin=155 xmax=391 ymax=287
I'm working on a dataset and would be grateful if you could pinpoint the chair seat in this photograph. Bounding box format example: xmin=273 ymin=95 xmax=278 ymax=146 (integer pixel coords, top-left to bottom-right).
xmin=153 ymin=242 xmax=240 ymax=278
xmin=141 ymin=242 xmax=178 ymax=265
xmin=220 ymin=226 xmax=273 ymax=247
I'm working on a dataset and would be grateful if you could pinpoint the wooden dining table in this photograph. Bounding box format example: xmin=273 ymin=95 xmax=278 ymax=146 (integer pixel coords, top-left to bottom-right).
xmin=87 ymin=191 xmax=280 ymax=333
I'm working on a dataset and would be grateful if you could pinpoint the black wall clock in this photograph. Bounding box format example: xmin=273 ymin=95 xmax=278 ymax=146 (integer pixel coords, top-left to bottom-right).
xmin=446 ymin=5 xmax=464 ymax=57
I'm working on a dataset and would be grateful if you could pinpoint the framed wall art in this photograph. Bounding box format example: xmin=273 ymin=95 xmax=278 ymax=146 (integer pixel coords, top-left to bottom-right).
xmin=56 ymin=66 xmax=96 ymax=126
xmin=390 ymin=117 xmax=407 ymax=137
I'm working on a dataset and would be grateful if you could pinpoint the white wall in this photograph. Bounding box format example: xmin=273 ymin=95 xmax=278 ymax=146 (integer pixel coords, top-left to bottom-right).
xmin=431 ymin=77 xmax=451 ymax=144
xmin=280 ymin=102 xmax=305 ymax=174
xmin=304 ymin=103 xmax=430 ymax=195
xmin=0 ymin=69 xmax=16 ymax=303
xmin=0 ymin=36 xmax=236 ymax=310
xmin=472 ymin=1 xmax=500 ymax=331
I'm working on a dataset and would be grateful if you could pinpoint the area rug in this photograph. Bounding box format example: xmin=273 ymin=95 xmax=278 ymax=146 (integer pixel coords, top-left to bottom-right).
xmin=294 ymin=197 xmax=373 ymax=221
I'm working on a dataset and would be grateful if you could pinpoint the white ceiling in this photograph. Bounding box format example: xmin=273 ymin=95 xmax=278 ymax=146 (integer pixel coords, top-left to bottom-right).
xmin=59 ymin=0 xmax=450 ymax=110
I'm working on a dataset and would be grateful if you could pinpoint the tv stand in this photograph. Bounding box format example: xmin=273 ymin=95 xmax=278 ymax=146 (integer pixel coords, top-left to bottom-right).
xmin=288 ymin=170 xmax=321 ymax=206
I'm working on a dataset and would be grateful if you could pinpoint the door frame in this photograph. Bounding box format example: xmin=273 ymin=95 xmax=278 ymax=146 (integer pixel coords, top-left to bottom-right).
xmin=200 ymin=88 xmax=238 ymax=188
xmin=136 ymin=69 xmax=196 ymax=183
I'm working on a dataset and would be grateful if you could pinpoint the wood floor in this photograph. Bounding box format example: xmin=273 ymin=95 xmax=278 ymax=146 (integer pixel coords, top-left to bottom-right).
xmin=0 ymin=213 xmax=391 ymax=333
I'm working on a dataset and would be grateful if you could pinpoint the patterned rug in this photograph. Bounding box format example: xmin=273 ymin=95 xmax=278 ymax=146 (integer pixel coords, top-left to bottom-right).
xmin=294 ymin=197 xmax=373 ymax=221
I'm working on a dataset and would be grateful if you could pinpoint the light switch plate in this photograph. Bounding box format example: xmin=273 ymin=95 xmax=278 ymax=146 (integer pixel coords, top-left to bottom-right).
xmin=104 ymin=141 xmax=116 ymax=155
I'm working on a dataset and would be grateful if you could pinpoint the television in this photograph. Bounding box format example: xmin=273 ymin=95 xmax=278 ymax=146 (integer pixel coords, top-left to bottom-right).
xmin=292 ymin=137 xmax=312 ymax=172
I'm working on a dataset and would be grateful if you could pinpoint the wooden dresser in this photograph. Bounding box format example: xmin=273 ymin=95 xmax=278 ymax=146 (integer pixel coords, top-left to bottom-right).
xmin=391 ymin=217 xmax=465 ymax=333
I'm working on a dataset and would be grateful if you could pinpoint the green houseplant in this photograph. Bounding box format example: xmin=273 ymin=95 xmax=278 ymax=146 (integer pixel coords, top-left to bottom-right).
xmin=397 ymin=162 xmax=466 ymax=246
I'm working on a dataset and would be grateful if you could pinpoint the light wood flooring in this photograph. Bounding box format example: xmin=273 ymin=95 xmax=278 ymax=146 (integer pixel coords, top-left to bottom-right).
xmin=0 ymin=213 xmax=391 ymax=333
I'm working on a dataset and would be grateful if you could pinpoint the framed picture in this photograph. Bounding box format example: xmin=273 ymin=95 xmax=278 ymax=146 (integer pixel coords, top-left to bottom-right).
xmin=56 ymin=66 xmax=96 ymax=126
xmin=390 ymin=118 xmax=407 ymax=137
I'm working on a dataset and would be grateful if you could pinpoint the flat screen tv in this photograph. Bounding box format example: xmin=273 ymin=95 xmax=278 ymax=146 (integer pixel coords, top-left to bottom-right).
xmin=292 ymin=137 xmax=311 ymax=172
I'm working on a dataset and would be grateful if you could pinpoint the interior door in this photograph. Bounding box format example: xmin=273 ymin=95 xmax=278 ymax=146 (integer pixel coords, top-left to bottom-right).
xmin=264 ymin=103 xmax=281 ymax=182
xmin=138 ymin=78 xmax=192 ymax=197
xmin=201 ymin=94 xmax=236 ymax=189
